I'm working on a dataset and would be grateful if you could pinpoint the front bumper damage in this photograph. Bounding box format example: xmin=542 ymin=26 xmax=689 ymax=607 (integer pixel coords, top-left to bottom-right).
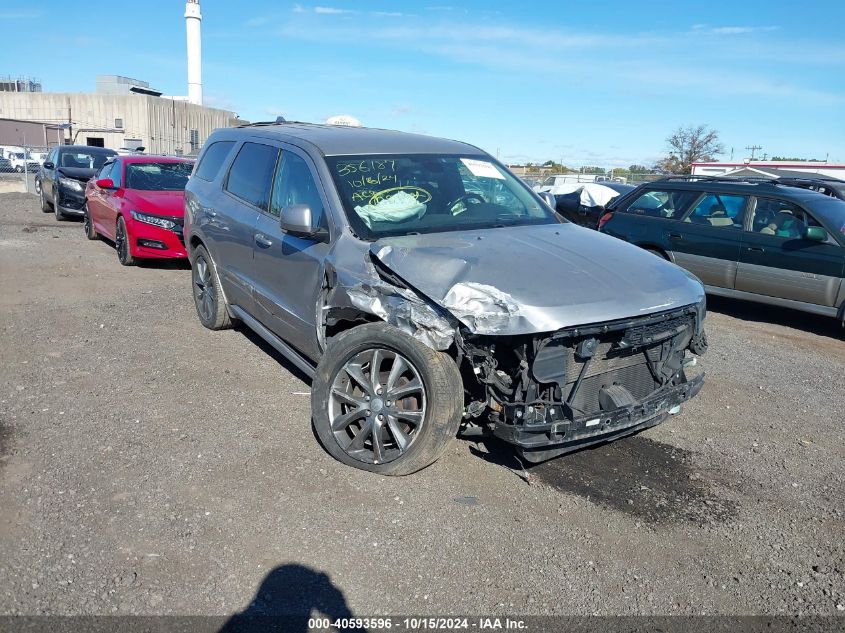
xmin=494 ymin=373 xmax=704 ymax=462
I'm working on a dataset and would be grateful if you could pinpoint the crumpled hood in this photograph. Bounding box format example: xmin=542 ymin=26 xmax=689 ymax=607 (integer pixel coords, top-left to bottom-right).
xmin=124 ymin=190 xmax=186 ymax=217
xmin=370 ymin=223 xmax=704 ymax=335
xmin=57 ymin=166 xmax=96 ymax=181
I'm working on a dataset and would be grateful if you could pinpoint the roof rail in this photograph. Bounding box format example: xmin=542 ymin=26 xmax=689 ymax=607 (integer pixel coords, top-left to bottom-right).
xmin=776 ymin=175 xmax=842 ymax=184
xmin=655 ymin=175 xmax=782 ymax=185
xmin=236 ymin=117 xmax=312 ymax=128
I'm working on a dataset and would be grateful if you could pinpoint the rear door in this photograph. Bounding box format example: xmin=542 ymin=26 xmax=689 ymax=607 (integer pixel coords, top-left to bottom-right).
xmin=252 ymin=145 xmax=331 ymax=360
xmin=736 ymin=197 xmax=845 ymax=307
xmin=210 ymin=141 xmax=281 ymax=313
xmin=671 ymin=192 xmax=748 ymax=289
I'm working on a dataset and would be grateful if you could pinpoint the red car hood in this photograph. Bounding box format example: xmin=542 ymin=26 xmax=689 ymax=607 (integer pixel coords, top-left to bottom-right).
xmin=124 ymin=190 xmax=186 ymax=217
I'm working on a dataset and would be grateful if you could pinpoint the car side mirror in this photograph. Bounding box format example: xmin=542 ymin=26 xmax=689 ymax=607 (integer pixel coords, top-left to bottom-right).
xmin=43 ymin=161 xmax=54 ymax=170
xmin=95 ymin=178 xmax=116 ymax=190
xmin=803 ymin=226 xmax=827 ymax=242
xmin=280 ymin=204 xmax=327 ymax=240
xmin=538 ymin=191 xmax=556 ymax=209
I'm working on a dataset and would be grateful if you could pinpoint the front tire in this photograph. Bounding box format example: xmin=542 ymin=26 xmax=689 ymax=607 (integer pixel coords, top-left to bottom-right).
xmin=83 ymin=204 xmax=98 ymax=240
xmin=40 ymin=188 xmax=52 ymax=213
xmin=115 ymin=216 xmax=135 ymax=266
xmin=312 ymin=323 xmax=463 ymax=475
xmin=190 ymin=245 xmax=231 ymax=330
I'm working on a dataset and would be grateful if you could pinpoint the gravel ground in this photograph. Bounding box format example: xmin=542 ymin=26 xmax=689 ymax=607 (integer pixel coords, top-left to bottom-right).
xmin=1 ymin=192 xmax=843 ymax=618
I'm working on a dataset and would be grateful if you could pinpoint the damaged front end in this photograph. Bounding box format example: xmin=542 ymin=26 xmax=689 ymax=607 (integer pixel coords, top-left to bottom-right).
xmin=318 ymin=231 xmax=707 ymax=464
xmin=456 ymin=304 xmax=707 ymax=463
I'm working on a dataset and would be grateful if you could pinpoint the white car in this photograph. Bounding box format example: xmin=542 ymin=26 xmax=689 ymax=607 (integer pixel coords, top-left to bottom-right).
xmin=7 ymin=151 xmax=40 ymax=173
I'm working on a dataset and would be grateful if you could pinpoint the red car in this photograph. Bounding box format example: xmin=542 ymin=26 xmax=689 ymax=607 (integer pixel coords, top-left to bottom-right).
xmin=83 ymin=155 xmax=194 ymax=265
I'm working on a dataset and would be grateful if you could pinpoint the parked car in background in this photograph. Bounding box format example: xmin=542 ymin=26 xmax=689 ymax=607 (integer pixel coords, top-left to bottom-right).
xmin=39 ymin=145 xmax=117 ymax=220
xmin=84 ymin=155 xmax=194 ymax=266
xmin=776 ymin=176 xmax=845 ymax=201
xmin=0 ymin=156 xmax=12 ymax=173
xmin=8 ymin=151 xmax=40 ymax=173
xmin=599 ymin=176 xmax=845 ymax=325
xmin=550 ymin=181 xmax=636 ymax=228
xmin=184 ymin=123 xmax=707 ymax=474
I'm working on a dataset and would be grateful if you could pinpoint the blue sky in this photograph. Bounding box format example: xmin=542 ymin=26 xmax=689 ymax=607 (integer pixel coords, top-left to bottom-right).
xmin=2 ymin=1 xmax=844 ymax=166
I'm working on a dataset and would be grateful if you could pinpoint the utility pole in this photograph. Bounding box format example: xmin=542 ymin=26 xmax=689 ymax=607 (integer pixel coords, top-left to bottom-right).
xmin=67 ymin=97 xmax=72 ymax=146
xmin=745 ymin=145 xmax=762 ymax=160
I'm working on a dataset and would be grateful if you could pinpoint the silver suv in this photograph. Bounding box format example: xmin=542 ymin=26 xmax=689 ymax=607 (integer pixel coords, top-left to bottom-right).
xmin=184 ymin=123 xmax=708 ymax=475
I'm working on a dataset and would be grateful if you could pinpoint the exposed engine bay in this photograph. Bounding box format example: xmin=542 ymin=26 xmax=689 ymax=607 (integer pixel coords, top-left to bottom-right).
xmin=455 ymin=304 xmax=708 ymax=462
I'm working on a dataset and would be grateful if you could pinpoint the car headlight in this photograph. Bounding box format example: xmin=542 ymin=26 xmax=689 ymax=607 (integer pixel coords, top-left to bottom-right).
xmin=58 ymin=177 xmax=83 ymax=193
xmin=130 ymin=210 xmax=177 ymax=230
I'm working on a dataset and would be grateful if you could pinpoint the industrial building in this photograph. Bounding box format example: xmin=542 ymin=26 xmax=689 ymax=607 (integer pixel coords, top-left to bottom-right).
xmin=692 ymin=160 xmax=845 ymax=180
xmin=0 ymin=0 xmax=242 ymax=155
xmin=0 ymin=83 xmax=240 ymax=155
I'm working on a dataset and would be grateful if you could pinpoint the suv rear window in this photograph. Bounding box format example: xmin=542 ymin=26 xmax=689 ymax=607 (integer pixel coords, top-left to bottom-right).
xmin=623 ymin=189 xmax=696 ymax=219
xmin=194 ymin=141 xmax=235 ymax=182
xmin=224 ymin=142 xmax=280 ymax=210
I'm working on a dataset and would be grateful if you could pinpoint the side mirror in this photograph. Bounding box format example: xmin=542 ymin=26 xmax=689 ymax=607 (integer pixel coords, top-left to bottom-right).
xmin=280 ymin=204 xmax=327 ymax=240
xmin=803 ymin=226 xmax=827 ymax=242
xmin=538 ymin=191 xmax=556 ymax=209
xmin=95 ymin=178 xmax=116 ymax=190
xmin=43 ymin=161 xmax=55 ymax=170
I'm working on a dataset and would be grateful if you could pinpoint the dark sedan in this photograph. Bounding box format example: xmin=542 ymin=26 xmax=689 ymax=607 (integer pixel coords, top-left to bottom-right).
xmin=39 ymin=145 xmax=117 ymax=220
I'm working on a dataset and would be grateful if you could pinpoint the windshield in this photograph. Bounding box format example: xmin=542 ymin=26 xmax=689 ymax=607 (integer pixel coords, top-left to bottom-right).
xmin=125 ymin=162 xmax=193 ymax=191
xmin=60 ymin=151 xmax=113 ymax=170
xmin=326 ymin=154 xmax=559 ymax=239
xmin=807 ymin=195 xmax=845 ymax=237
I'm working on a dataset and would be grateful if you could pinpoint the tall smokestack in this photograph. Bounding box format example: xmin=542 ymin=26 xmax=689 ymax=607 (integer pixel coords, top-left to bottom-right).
xmin=185 ymin=0 xmax=202 ymax=105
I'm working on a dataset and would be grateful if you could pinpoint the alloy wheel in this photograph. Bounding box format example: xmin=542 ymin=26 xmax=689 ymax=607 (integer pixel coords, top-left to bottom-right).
xmin=115 ymin=223 xmax=127 ymax=261
xmin=83 ymin=206 xmax=92 ymax=236
xmin=327 ymin=348 xmax=426 ymax=465
xmin=192 ymin=255 xmax=216 ymax=323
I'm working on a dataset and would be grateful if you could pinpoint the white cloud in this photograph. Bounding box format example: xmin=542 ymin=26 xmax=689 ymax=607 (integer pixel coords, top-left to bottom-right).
xmin=245 ymin=16 xmax=270 ymax=27
xmin=693 ymin=24 xmax=780 ymax=35
xmin=314 ymin=6 xmax=355 ymax=14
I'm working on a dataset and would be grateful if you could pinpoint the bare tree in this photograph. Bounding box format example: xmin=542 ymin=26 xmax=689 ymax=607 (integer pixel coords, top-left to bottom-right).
xmin=655 ymin=125 xmax=725 ymax=174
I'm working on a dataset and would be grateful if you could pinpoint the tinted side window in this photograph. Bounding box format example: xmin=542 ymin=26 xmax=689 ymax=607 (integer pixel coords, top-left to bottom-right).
xmin=269 ymin=152 xmax=325 ymax=226
xmin=224 ymin=142 xmax=280 ymax=210
xmin=752 ymin=198 xmax=820 ymax=238
xmin=623 ymin=189 xmax=695 ymax=219
xmin=194 ymin=141 xmax=235 ymax=182
xmin=683 ymin=194 xmax=746 ymax=229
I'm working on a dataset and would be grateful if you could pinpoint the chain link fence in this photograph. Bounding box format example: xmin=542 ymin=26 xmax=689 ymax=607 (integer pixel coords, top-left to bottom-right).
xmin=0 ymin=143 xmax=54 ymax=196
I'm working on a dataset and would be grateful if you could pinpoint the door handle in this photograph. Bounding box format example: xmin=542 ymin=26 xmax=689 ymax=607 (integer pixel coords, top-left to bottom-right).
xmin=255 ymin=233 xmax=273 ymax=248
xmin=746 ymin=246 xmax=764 ymax=252
xmin=668 ymin=233 xmax=683 ymax=240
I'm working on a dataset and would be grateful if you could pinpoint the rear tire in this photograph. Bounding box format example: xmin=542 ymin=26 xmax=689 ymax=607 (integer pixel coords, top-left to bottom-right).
xmin=190 ymin=244 xmax=231 ymax=330
xmin=312 ymin=323 xmax=463 ymax=475
xmin=115 ymin=217 xmax=135 ymax=266
xmin=83 ymin=204 xmax=98 ymax=240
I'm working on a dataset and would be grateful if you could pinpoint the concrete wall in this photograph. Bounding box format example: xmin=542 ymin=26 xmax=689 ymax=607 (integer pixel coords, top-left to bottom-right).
xmin=0 ymin=118 xmax=63 ymax=147
xmin=0 ymin=92 xmax=239 ymax=155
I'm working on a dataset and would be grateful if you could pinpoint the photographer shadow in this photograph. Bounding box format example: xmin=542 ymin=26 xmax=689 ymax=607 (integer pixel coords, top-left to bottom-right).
xmin=220 ymin=564 xmax=367 ymax=633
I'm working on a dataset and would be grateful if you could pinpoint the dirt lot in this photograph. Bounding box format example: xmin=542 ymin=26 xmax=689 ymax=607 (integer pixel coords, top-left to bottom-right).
xmin=1 ymin=192 xmax=843 ymax=618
